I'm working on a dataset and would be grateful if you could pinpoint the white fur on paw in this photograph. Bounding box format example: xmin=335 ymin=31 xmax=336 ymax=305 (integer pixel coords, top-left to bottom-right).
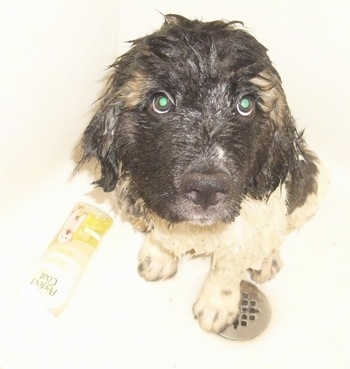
xmin=193 ymin=280 xmax=241 ymax=333
xmin=248 ymin=249 xmax=283 ymax=283
xmin=138 ymin=242 xmax=178 ymax=281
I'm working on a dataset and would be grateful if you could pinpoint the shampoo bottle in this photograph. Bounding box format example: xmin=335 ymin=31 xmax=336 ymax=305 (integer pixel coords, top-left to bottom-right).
xmin=16 ymin=203 xmax=113 ymax=317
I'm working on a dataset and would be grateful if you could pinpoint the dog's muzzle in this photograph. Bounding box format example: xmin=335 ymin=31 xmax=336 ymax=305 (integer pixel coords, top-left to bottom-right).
xmin=181 ymin=171 xmax=231 ymax=210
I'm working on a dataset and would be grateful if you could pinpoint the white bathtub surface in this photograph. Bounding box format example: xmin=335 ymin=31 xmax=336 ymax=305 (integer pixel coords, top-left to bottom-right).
xmin=0 ymin=160 xmax=349 ymax=369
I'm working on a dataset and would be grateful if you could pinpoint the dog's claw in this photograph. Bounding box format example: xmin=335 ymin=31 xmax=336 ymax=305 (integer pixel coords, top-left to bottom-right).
xmin=248 ymin=249 xmax=283 ymax=283
xmin=193 ymin=279 xmax=240 ymax=333
xmin=138 ymin=242 xmax=178 ymax=281
xmin=137 ymin=256 xmax=151 ymax=274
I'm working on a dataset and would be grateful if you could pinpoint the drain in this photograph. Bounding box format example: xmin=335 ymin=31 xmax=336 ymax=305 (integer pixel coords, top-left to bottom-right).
xmin=219 ymin=280 xmax=271 ymax=340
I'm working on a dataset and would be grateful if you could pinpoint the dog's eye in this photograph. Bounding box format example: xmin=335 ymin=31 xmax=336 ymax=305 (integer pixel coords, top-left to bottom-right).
xmin=151 ymin=93 xmax=173 ymax=114
xmin=236 ymin=96 xmax=255 ymax=117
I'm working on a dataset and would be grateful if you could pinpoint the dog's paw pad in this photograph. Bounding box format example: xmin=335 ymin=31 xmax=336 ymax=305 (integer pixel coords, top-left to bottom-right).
xmin=138 ymin=244 xmax=178 ymax=281
xmin=193 ymin=285 xmax=240 ymax=333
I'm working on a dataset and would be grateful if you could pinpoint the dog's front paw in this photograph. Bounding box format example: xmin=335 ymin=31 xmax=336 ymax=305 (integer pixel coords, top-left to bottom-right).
xmin=193 ymin=279 xmax=241 ymax=333
xmin=248 ymin=249 xmax=283 ymax=283
xmin=138 ymin=241 xmax=178 ymax=281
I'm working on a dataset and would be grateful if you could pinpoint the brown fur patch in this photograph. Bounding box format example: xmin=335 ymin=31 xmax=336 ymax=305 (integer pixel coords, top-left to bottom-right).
xmin=118 ymin=72 xmax=147 ymax=108
xmin=250 ymin=71 xmax=287 ymax=124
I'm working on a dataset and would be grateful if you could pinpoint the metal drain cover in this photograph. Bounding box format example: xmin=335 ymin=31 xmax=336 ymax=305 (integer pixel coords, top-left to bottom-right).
xmin=219 ymin=280 xmax=271 ymax=340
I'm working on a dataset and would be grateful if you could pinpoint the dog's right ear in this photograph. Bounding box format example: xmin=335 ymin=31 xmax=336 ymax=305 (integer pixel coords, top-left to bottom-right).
xmin=163 ymin=14 xmax=192 ymax=26
xmin=77 ymin=101 xmax=122 ymax=192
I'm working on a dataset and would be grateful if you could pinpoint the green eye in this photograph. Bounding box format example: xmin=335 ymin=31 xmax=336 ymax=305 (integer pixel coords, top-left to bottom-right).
xmin=237 ymin=96 xmax=255 ymax=116
xmin=151 ymin=93 xmax=173 ymax=114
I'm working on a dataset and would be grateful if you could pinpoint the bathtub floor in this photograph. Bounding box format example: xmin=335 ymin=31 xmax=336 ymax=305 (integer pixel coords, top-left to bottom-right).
xmin=0 ymin=161 xmax=349 ymax=369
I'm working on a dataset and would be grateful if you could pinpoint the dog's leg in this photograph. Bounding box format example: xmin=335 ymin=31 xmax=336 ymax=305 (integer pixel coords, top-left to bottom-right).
xmin=138 ymin=235 xmax=178 ymax=281
xmin=248 ymin=248 xmax=283 ymax=283
xmin=193 ymin=254 xmax=243 ymax=333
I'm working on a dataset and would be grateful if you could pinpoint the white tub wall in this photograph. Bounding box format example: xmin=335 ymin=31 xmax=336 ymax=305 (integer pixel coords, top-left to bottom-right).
xmin=0 ymin=0 xmax=121 ymax=208
xmin=1 ymin=1 xmax=350 ymax=369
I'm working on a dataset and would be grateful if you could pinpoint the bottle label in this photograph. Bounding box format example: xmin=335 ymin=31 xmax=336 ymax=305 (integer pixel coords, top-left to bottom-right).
xmin=30 ymin=271 xmax=59 ymax=297
xmin=21 ymin=253 xmax=81 ymax=314
xmin=16 ymin=203 xmax=113 ymax=316
xmin=57 ymin=204 xmax=88 ymax=244
xmin=56 ymin=203 xmax=112 ymax=247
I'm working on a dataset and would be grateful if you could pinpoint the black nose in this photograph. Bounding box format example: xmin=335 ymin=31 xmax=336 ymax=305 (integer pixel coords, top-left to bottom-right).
xmin=181 ymin=171 xmax=231 ymax=210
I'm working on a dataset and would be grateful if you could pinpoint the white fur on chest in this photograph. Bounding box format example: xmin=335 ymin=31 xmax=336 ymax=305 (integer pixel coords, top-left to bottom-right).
xmin=145 ymin=185 xmax=288 ymax=271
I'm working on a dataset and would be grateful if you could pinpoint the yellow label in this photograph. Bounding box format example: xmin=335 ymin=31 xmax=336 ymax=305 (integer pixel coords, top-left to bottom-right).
xmin=56 ymin=203 xmax=113 ymax=248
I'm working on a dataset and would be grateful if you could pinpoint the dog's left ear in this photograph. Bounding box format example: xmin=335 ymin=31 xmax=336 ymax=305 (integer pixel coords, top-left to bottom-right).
xmin=256 ymin=122 xmax=298 ymax=199
xmin=78 ymin=101 xmax=122 ymax=192
xmin=247 ymin=82 xmax=300 ymax=200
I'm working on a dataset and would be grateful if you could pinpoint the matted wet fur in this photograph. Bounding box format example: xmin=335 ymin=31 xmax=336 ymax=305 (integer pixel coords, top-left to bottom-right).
xmin=78 ymin=14 xmax=323 ymax=333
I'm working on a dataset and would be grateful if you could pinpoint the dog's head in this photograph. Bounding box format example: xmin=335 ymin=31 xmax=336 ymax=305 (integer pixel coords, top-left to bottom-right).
xmin=79 ymin=14 xmax=300 ymax=225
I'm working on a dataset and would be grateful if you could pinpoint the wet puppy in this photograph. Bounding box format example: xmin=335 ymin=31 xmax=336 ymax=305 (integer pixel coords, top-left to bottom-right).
xmin=79 ymin=14 xmax=323 ymax=333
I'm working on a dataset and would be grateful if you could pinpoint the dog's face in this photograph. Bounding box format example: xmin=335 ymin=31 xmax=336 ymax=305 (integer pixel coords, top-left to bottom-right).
xmin=80 ymin=15 xmax=298 ymax=226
